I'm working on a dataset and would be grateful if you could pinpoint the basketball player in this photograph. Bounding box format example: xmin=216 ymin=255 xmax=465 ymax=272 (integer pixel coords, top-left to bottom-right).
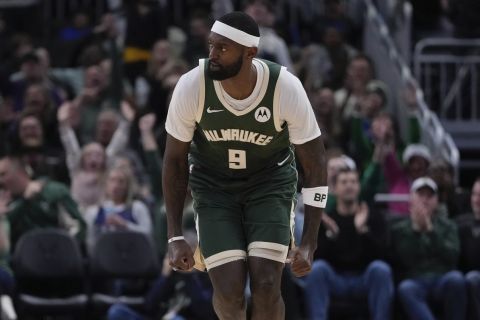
xmin=163 ymin=11 xmax=327 ymax=320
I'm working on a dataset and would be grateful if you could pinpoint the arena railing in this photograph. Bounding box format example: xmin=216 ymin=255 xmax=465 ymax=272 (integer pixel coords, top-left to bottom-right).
xmin=414 ymin=38 xmax=480 ymax=121
xmin=363 ymin=0 xmax=460 ymax=182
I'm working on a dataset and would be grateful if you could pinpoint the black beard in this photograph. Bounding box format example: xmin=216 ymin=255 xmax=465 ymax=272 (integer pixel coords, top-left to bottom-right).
xmin=207 ymin=55 xmax=243 ymax=80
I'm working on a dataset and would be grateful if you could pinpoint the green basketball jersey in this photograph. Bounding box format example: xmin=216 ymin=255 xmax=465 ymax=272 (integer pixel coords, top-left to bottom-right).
xmin=190 ymin=58 xmax=294 ymax=178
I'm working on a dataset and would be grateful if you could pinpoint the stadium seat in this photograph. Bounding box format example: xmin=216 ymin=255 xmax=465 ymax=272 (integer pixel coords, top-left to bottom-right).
xmin=11 ymin=228 xmax=88 ymax=318
xmin=328 ymin=297 xmax=369 ymax=320
xmin=88 ymin=231 xmax=159 ymax=315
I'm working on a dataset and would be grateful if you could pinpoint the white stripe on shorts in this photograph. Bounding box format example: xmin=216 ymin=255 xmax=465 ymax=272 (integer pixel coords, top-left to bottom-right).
xmin=204 ymin=249 xmax=247 ymax=270
xmin=248 ymin=241 xmax=289 ymax=263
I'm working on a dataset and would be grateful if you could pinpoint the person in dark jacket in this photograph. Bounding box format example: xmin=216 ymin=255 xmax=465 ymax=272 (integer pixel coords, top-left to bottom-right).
xmin=302 ymin=167 xmax=393 ymax=320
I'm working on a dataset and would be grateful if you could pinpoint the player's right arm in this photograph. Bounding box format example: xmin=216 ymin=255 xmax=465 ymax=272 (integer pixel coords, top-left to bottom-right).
xmin=163 ymin=134 xmax=195 ymax=270
xmin=162 ymin=135 xmax=191 ymax=240
xmin=162 ymin=66 xmax=200 ymax=271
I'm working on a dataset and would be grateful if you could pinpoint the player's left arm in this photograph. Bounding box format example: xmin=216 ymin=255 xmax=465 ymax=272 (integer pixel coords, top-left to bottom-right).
xmin=278 ymin=70 xmax=327 ymax=276
xmin=289 ymin=137 xmax=327 ymax=276
xmin=295 ymin=136 xmax=327 ymax=243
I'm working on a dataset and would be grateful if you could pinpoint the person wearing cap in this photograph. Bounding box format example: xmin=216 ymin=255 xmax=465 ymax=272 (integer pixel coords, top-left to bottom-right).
xmin=390 ymin=177 xmax=466 ymax=320
xmin=163 ymin=11 xmax=327 ymax=320
xmin=402 ymin=144 xmax=432 ymax=179
xmin=383 ymin=143 xmax=432 ymax=216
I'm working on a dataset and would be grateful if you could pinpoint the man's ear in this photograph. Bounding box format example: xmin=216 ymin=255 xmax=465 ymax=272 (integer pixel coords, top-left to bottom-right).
xmin=246 ymin=47 xmax=258 ymax=60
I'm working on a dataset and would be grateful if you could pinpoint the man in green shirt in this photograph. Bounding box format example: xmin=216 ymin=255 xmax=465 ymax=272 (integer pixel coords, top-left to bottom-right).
xmin=0 ymin=156 xmax=86 ymax=249
xmin=391 ymin=177 xmax=466 ymax=320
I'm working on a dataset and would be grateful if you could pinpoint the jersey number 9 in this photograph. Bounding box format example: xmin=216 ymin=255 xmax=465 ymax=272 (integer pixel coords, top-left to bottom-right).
xmin=228 ymin=149 xmax=246 ymax=169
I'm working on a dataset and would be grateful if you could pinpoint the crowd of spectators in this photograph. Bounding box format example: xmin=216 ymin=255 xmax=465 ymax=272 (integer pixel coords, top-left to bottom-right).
xmin=0 ymin=0 xmax=479 ymax=319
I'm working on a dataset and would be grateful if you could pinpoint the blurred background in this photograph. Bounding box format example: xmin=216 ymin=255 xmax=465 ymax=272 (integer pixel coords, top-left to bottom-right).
xmin=0 ymin=0 xmax=479 ymax=319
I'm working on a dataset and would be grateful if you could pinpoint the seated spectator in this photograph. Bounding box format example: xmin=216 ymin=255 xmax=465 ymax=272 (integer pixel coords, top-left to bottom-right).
xmin=326 ymin=151 xmax=356 ymax=190
xmin=328 ymin=147 xmax=384 ymax=205
xmin=391 ymin=177 xmax=466 ymax=319
xmin=58 ymin=102 xmax=132 ymax=211
xmin=4 ymin=76 xmax=63 ymax=154
xmin=21 ymin=81 xmax=62 ymax=147
xmin=10 ymin=112 xmax=68 ymax=183
xmin=69 ymin=142 xmax=107 ymax=212
xmin=456 ymin=177 xmax=480 ymax=319
xmin=302 ymin=167 xmax=393 ymax=320
xmin=110 ymin=151 xmax=150 ymax=205
xmin=84 ymin=166 xmax=152 ymax=253
xmin=0 ymin=156 xmax=86 ymax=249
xmin=429 ymin=159 xmax=469 ymax=218
xmin=334 ymin=54 xmax=375 ymax=120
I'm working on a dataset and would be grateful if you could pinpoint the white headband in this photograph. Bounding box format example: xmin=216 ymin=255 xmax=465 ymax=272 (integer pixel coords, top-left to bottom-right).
xmin=211 ymin=20 xmax=260 ymax=47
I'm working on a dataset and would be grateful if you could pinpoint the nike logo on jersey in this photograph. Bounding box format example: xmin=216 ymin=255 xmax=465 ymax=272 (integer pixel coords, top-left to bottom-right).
xmin=277 ymin=154 xmax=290 ymax=166
xmin=207 ymin=107 xmax=224 ymax=113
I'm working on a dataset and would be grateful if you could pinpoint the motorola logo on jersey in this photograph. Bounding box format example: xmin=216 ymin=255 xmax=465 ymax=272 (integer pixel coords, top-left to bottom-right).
xmin=254 ymin=106 xmax=271 ymax=122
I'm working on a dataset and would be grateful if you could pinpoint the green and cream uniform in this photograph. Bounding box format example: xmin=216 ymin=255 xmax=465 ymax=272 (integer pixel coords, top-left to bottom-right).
xmin=191 ymin=59 xmax=293 ymax=178
xmin=165 ymin=58 xmax=321 ymax=270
